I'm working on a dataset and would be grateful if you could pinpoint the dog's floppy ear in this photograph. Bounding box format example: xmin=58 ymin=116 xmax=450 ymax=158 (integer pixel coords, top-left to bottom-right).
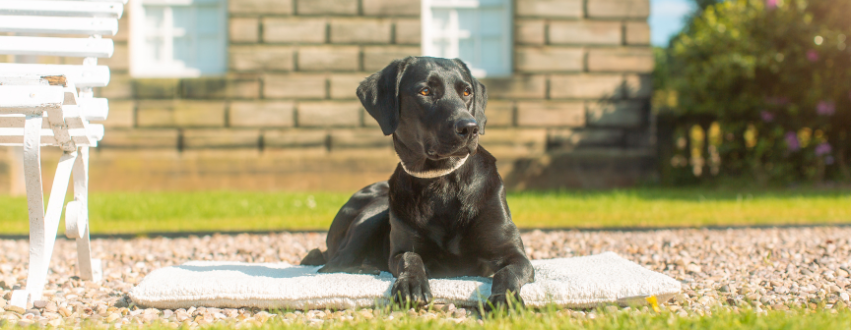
xmin=357 ymin=57 xmax=412 ymax=136
xmin=452 ymin=59 xmax=488 ymax=135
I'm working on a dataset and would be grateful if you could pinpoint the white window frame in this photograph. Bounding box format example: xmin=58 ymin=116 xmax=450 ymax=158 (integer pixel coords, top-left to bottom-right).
xmin=421 ymin=0 xmax=513 ymax=78
xmin=129 ymin=0 xmax=227 ymax=78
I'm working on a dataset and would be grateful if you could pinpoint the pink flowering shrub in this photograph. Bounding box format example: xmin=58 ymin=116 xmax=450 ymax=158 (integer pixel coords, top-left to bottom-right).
xmin=663 ymin=0 xmax=851 ymax=183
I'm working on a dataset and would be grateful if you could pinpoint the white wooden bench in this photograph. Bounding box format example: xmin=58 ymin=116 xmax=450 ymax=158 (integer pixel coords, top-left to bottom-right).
xmin=0 ymin=0 xmax=124 ymax=308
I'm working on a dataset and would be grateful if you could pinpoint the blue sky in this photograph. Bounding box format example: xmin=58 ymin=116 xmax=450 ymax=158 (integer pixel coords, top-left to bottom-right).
xmin=649 ymin=0 xmax=696 ymax=46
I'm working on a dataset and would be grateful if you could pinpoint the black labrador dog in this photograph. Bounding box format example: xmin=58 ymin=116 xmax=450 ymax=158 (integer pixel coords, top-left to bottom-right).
xmin=301 ymin=56 xmax=534 ymax=309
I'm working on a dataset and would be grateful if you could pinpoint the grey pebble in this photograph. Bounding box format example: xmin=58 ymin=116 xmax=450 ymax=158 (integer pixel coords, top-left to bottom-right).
xmin=1 ymin=227 xmax=850 ymax=326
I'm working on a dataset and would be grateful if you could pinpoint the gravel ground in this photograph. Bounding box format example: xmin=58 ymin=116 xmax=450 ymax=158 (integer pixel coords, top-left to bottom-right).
xmin=1 ymin=227 xmax=850 ymax=328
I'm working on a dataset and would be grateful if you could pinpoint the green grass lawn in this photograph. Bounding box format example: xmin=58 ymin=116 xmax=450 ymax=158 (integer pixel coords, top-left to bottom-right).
xmin=0 ymin=188 xmax=849 ymax=234
xmin=23 ymin=308 xmax=851 ymax=330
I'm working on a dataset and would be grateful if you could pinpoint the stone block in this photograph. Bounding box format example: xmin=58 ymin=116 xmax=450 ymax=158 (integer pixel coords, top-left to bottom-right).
xmin=297 ymin=101 xmax=362 ymax=127
xmin=587 ymin=48 xmax=654 ymax=72
xmin=548 ymin=21 xmax=622 ymax=45
xmin=224 ymin=76 xmax=262 ymax=99
xmin=297 ymin=46 xmax=360 ymax=71
xmin=395 ymin=19 xmax=421 ymax=45
xmin=113 ymin=17 xmax=128 ymax=42
xmin=480 ymin=75 xmax=546 ymax=99
xmin=485 ymin=100 xmax=514 ymax=127
xmin=263 ymin=129 xmax=328 ymax=150
xmin=296 ymin=0 xmax=357 ymax=15
xmin=516 ymin=0 xmax=583 ymax=18
xmin=480 ymin=129 xmax=547 ymax=158
xmin=625 ymin=22 xmax=651 ymax=45
xmin=587 ymin=0 xmax=650 ymax=18
xmin=362 ymin=108 xmax=381 ymax=128
xmin=230 ymin=101 xmax=295 ymax=127
xmin=362 ymin=0 xmax=420 ymax=16
xmin=183 ymin=129 xmax=260 ymax=149
xmin=137 ymin=100 xmax=227 ymax=127
xmin=330 ymin=129 xmax=392 ymax=150
xmin=229 ymin=45 xmax=294 ymax=72
xmin=99 ymin=43 xmax=128 ymax=71
xmin=263 ymin=74 xmax=327 ymax=99
xmin=95 ymin=74 xmax=132 ymax=99
xmin=229 ymin=0 xmax=293 ymax=15
xmin=586 ymin=100 xmax=645 ymax=127
xmin=549 ymin=74 xmax=624 ymax=99
xmin=624 ymin=74 xmax=652 ymax=98
xmin=330 ymin=19 xmax=392 ymax=44
xmin=516 ymin=47 xmax=584 ymax=73
xmin=330 ymin=74 xmax=367 ymax=99
xmin=133 ymin=79 xmax=180 ymax=99
xmin=548 ymin=128 xmax=625 ymax=150
xmin=363 ymin=46 xmax=420 ymax=71
xmin=230 ymin=18 xmax=259 ymax=43
xmin=180 ymin=77 xmax=261 ymax=99
xmin=98 ymin=129 xmax=178 ymax=149
xmin=102 ymin=100 xmax=134 ymax=128
xmin=262 ymin=18 xmax=326 ymax=44
xmin=516 ymin=20 xmax=545 ymax=45
xmin=517 ymin=101 xmax=585 ymax=127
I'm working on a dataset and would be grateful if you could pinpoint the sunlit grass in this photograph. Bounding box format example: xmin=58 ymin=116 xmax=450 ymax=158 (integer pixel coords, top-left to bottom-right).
xmin=23 ymin=307 xmax=851 ymax=330
xmin=0 ymin=188 xmax=848 ymax=235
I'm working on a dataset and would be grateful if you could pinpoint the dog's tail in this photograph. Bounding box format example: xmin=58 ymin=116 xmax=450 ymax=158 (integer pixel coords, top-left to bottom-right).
xmin=300 ymin=248 xmax=327 ymax=266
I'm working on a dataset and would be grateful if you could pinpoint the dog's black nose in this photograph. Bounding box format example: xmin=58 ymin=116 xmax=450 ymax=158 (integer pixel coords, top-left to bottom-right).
xmin=455 ymin=119 xmax=479 ymax=137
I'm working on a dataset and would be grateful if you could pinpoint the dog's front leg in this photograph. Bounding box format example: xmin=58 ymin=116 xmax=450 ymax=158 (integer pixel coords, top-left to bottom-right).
xmin=389 ymin=251 xmax=432 ymax=305
xmin=488 ymin=253 xmax=534 ymax=310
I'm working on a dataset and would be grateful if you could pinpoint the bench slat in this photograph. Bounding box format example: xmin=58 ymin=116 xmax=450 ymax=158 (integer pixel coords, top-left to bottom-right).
xmin=52 ymin=0 xmax=128 ymax=4
xmin=0 ymin=15 xmax=118 ymax=36
xmin=0 ymin=1 xmax=123 ymax=18
xmin=0 ymin=86 xmax=65 ymax=115
xmin=0 ymin=124 xmax=103 ymax=146
xmin=0 ymin=98 xmax=108 ymax=128
xmin=0 ymin=36 xmax=113 ymax=58
xmin=0 ymin=64 xmax=110 ymax=88
xmin=75 ymin=98 xmax=109 ymax=121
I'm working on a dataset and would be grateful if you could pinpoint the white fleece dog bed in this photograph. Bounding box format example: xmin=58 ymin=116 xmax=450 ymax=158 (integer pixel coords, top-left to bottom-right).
xmin=129 ymin=252 xmax=681 ymax=310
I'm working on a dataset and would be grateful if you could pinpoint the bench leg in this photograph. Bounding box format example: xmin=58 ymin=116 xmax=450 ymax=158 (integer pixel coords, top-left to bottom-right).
xmin=12 ymin=115 xmax=79 ymax=308
xmin=67 ymin=146 xmax=102 ymax=281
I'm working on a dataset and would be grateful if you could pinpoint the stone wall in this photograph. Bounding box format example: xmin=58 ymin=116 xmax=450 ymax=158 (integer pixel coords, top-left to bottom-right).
xmin=1 ymin=0 xmax=655 ymax=192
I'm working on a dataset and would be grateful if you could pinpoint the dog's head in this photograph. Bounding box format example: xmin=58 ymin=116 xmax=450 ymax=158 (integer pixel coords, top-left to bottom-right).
xmin=357 ymin=57 xmax=487 ymax=173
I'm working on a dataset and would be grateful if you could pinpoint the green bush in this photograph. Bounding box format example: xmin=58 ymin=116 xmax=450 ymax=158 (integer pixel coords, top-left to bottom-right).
xmin=661 ymin=0 xmax=851 ymax=184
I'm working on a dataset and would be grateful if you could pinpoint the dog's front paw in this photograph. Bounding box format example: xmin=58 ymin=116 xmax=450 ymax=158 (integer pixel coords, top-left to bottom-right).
xmin=391 ymin=275 xmax=432 ymax=306
xmin=486 ymin=290 xmax=525 ymax=311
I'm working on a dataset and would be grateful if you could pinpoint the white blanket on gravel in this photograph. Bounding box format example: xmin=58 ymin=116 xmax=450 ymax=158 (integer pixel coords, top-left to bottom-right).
xmin=129 ymin=252 xmax=681 ymax=310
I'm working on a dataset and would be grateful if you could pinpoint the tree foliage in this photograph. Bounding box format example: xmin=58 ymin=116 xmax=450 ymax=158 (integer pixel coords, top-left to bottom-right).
xmin=661 ymin=0 xmax=851 ymax=184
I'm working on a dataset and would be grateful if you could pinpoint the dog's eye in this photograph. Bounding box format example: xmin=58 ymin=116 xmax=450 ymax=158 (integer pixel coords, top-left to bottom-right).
xmin=463 ymin=87 xmax=472 ymax=96
xmin=419 ymin=88 xmax=431 ymax=96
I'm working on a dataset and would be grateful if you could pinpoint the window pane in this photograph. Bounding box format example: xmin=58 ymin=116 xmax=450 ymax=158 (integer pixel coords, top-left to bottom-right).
xmin=480 ymin=37 xmax=503 ymax=71
xmin=195 ymin=6 xmax=220 ymax=35
xmin=458 ymin=39 xmax=475 ymax=63
xmin=478 ymin=9 xmax=503 ymax=37
xmin=134 ymin=0 xmax=227 ymax=77
xmin=456 ymin=8 xmax=475 ymax=40
xmin=424 ymin=0 xmax=511 ymax=77
xmin=197 ymin=36 xmax=224 ymax=72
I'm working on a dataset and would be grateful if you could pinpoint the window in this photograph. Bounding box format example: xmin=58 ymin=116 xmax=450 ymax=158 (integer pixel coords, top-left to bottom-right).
xmin=130 ymin=0 xmax=227 ymax=77
xmin=422 ymin=0 xmax=512 ymax=78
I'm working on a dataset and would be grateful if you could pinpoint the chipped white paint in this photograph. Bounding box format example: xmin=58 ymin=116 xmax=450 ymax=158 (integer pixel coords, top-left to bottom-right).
xmin=0 ymin=0 xmax=112 ymax=308
xmin=0 ymin=85 xmax=65 ymax=115
xmin=0 ymin=63 xmax=111 ymax=88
